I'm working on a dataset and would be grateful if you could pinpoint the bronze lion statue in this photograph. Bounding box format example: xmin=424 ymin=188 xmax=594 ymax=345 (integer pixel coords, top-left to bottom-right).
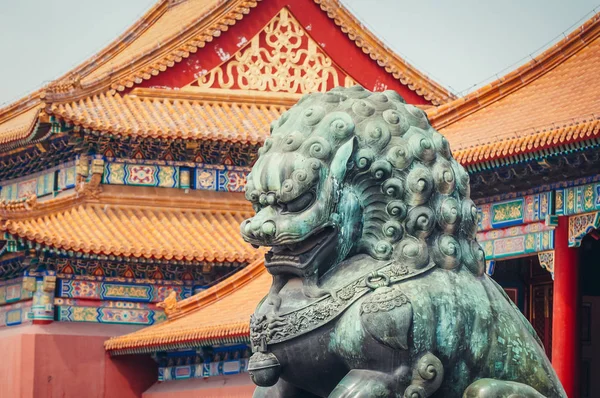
xmin=240 ymin=86 xmax=565 ymax=398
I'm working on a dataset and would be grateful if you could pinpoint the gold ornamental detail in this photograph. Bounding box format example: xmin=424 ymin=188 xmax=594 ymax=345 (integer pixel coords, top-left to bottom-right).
xmin=192 ymin=8 xmax=355 ymax=93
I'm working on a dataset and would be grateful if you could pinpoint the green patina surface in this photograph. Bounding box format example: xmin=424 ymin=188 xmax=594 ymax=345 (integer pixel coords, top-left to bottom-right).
xmin=242 ymin=86 xmax=565 ymax=398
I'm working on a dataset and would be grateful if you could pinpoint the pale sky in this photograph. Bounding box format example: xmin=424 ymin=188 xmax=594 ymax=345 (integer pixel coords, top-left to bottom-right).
xmin=0 ymin=0 xmax=597 ymax=106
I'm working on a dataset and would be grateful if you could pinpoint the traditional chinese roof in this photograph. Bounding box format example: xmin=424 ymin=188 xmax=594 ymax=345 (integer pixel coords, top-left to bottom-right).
xmin=429 ymin=13 xmax=600 ymax=167
xmin=0 ymin=104 xmax=54 ymax=151
xmin=40 ymin=0 xmax=452 ymax=104
xmin=105 ymin=257 xmax=269 ymax=354
xmin=47 ymin=88 xmax=291 ymax=143
xmin=0 ymin=185 xmax=257 ymax=263
xmin=0 ymin=107 xmax=40 ymax=145
xmin=0 ymin=0 xmax=457 ymax=161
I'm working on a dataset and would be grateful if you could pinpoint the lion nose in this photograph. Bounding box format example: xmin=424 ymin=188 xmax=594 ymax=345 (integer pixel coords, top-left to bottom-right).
xmin=261 ymin=221 xmax=276 ymax=236
xmin=241 ymin=219 xmax=277 ymax=243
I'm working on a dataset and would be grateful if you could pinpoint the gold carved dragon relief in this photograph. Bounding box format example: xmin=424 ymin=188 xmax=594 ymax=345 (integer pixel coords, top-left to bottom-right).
xmin=188 ymin=8 xmax=356 ymax=94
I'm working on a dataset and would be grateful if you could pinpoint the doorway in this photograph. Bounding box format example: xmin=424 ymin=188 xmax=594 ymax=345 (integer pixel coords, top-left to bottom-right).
xmin=491 ymin=256 xmax=554 ymax=357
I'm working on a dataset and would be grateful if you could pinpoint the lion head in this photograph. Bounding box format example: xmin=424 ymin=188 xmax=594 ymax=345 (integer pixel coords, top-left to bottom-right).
xmin=241 ymin=86 xmax=485 ymax=279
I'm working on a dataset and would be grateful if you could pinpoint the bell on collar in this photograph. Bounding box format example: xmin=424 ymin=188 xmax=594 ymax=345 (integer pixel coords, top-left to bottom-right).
xmin=248 ymin=351 xmax=282 ymax=387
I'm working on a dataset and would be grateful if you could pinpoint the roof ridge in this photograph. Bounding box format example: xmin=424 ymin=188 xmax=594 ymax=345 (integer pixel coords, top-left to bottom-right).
xmin=429 ymin=12 xmax=600 ymax=129
xmin=314 ymin=0 xmax=455 ymax=105
xmin=0 ymin=2 xmax=169 ymax=118
xmin=41 ymin=0 xmax=258 ymax=103
xmin=128 ymin=87 xmax=302 ymax=107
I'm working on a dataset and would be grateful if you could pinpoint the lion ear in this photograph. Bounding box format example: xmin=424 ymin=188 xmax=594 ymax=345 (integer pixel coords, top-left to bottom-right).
xmin=330 ymin=137 xmax=355 ymax=182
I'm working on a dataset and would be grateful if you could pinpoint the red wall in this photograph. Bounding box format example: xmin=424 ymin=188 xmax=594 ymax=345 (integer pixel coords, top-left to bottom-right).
xmin=0 ymin=323 xmax=156 ymax=398
xmin=0 ymin=330 xmax=34 ymax=398
xmin=142 ymin=374 xmax=255 ymax=398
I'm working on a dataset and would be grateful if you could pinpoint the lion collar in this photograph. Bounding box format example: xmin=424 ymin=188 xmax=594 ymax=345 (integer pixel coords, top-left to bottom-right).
xmin=250 ymin=261 xmax=435 ymax=352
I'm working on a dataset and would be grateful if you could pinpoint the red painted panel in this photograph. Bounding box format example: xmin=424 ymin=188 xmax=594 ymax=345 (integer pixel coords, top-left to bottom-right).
xmin=138 ymin=0 xmax=428 ymax=104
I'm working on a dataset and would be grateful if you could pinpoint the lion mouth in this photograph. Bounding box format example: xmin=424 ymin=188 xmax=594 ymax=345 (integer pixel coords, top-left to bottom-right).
xmin=265 ymin=226 xmax=337 ymax=275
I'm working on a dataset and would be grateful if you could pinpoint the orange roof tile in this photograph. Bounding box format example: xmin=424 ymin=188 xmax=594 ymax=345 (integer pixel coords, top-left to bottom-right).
xmin=429 ymin=13 xmax=600 ymax=166
xmin=313 ymin=0 xmax=454 ymax=105
xmin=0 ymin=0 xmax=455 ymax=153
xmin=47 ymin=90 xmax=285 ymax=143
xmin=80 ymin=0 xmax=228 ymax=87
xmin=105 ymin=258 xmax=269 ymax=354
xmin=0 ymin=107 xmax=42 ymax=146
xmin=1 ymin=193 xmax=257 ymax=263
xmin=39 ymin=0 xmax=452 ymax=105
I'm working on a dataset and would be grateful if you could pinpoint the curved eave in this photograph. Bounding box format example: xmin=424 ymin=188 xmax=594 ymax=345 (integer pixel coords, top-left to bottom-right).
xmin=1 ymin=188 xmax=258 ymax=264
xmin=42 ymin=0 xmax=261 ymax=103
xmin=450 ymin=118 xmax=600 ymax=167
xmin=429 ymin=13 xmax=600 ymax=129
xmin=105 ymin=258 xmax=267 ymax=355
xmin=314 ymin=0 xmax=455 ymax=105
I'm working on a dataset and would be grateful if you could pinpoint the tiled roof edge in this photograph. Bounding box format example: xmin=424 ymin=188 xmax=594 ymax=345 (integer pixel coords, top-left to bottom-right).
xmin=454 ymin=117 xmax=600 ymax=166
xmin=104 ymin=258 xmax=266 ymax=354
xmin=313 ymin=0 xmax=455 ymax=105
xmin=429 ymin=12 xmax=600 ymax=128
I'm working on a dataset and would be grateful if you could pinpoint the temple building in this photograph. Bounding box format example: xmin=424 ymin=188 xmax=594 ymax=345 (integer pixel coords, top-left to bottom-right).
xmin=1 ymin=0 xmax=598 ymax=397
xmin=0 ymin=0 xmax=452 ymax=397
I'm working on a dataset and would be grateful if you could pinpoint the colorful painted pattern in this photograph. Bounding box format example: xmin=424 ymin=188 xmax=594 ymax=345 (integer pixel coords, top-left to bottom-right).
xmin=36 ymin=173 xmax=54 ymax=197
xmin=103 ymin=162 xmax=179 ymax=188
xmin=478 ymin=192 xmax=551 ymax=231
xmin=477 ymin=222 xmax=552 ymax=242
xmin=100 ymin=160 xmax=251 ymax=192
xmin=0 ymin=163 xmax=76 ymax=200
xmin=48 ymin=257 xmax=217 ymax=283
xmin=0 ymin=301 xmax=32 ymax=327
xmin=57 ymin=166 xmax=77 ymax=190
xmin=537 ymin=251 xmax=554 ymax=277
xmin=556 ymin=181 xmax=600 ymax=216
xmin=55 ymin=298 xmax=162 ymax=325
xmin=480 ymin=229 xmax=554 ymax=260
xmin=159 ymin=359 xmax=248 ymax=381
xmin=0 ymin=278 xmax=33 ymax=305
xmin=568 ymin=211 xmax=600 ymax=247
xmin=58 ymin=280 xmax=189 ymax=303
xmin=195 ymin=167 xmax=248 ymax=192
xmin=31 ymin=280 xmax=54 ymax=322
xmin=16 ymin=178 xmax=37 ymax=199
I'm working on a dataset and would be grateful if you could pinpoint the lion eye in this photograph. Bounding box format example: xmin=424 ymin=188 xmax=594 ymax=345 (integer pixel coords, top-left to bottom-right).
xmin=283 ymin=191 xmax=315 ymax=213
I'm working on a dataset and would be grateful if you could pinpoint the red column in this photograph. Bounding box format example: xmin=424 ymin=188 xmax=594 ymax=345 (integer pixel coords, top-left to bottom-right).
xmin=552 ymin=216 xmax=580 ymax=398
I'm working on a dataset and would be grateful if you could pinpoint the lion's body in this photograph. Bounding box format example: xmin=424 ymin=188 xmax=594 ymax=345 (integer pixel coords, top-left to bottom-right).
xmin=243 ymin=86 xmax=566 ymax=397
xmin=253 ymin=265 xmax=564 ymax=397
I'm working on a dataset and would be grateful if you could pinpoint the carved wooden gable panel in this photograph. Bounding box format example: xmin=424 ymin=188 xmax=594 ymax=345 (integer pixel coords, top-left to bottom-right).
xmin=186 ymin=8 xmax=356 ymax=94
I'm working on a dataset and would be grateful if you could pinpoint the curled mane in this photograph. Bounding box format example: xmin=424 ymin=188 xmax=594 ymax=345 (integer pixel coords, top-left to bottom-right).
xmin=246 ymin=85 xmax=485 ymax=275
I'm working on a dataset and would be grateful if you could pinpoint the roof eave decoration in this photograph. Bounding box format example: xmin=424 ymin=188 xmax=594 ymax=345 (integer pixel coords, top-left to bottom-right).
xmin=41 ymin=0 xmax=262 ymax=104
xmin=45 ymin=90 xmax=284 ymax=144
xmin=0 ymin=107 xmax=54 ymax=152
xmin=104 ymin=258 xmax=266 ymax=355
xmin=37 ymin=0 xmax=455 ymax=106
xmin=314 ymin=0 xmax=455 ymax=105
xmin=428 ymin=13 xmax=600 ymax=130
xmin=0 ymin=173 xmax=257 ymax=263
xmin=450 ymin=117 xmax=600 ymax=167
